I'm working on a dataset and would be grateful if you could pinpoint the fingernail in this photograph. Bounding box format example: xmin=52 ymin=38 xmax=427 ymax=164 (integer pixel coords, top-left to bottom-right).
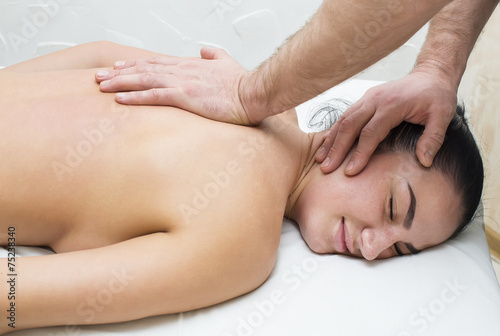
xmin=96 ymin=70 xmax=108 ymax=78
xmin=317 ymin=147 xmax=326 ymax=158
xmin=346 ymin=161 xmax=354 ymax=172
xmin=114 ymin=61 xmax=125 ymax=68
xmin=322 ymin=157 xmax=330 ymax=167
xmin=424 ymin=151 xmax=434 ymax=166
xmin=116 ymin=93 xmax=127 ymax=100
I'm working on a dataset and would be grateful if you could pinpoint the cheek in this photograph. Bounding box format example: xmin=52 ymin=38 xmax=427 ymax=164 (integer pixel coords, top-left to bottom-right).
xmin=296 ymin=185 xmax=337 ymax=253
xmin=334 ymin=176 xmax=384 ymax=217
xmin=298 ymin=204 xmax=331 ymax=240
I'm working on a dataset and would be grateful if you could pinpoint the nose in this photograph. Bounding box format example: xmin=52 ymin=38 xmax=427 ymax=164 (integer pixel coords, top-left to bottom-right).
xmin=360 ymin=226 xmax=398 ymax=260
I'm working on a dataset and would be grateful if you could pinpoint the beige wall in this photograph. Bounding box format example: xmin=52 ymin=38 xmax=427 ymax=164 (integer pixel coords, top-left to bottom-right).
xmin=459 ymin=5 xmax=500 ymax=257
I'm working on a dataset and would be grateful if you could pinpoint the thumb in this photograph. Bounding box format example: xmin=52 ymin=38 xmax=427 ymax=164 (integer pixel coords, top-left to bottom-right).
xmin=416 ymin=116 xmax=449 ymax=167
xmin=200 ymin=46 xmax=230 ymax=60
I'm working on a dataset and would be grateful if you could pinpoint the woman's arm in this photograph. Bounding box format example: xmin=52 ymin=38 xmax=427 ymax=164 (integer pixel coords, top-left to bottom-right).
xmin=2 ymin=41 xmax=170 ymax=73
xmin=2 ymin=230 xmax=273 ymax=333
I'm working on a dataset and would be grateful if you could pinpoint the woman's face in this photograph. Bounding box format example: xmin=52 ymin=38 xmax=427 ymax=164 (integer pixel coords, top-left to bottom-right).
xmin=294 ymin=151 xmax=462 ymax=260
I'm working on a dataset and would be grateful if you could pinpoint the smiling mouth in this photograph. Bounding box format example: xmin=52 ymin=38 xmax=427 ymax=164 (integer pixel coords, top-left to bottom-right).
xmin=334 ymin=217 xmax=347 ymax=253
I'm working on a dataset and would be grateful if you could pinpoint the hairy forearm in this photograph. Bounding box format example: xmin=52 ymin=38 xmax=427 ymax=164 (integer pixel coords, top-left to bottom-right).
xmin=240 ymin=0 xmax=453 ymax=123
xmin=413 ymin=0 xmax=498 ymax=90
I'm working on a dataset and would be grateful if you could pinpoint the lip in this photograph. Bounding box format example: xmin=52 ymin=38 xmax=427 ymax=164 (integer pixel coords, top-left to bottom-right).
xmin=334 ymin=217 xmax=347 ymax=253
xmin=343 ymin=220 xmax=353 ymax=254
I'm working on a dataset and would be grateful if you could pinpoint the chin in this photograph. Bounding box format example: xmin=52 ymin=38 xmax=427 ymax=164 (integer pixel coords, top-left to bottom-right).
xmin=303 ymin=234 xmax=331 ymax=254
xmin=297 ymin=219 xmax=333 ymax=254
xmin=310 ymin=244 xmax=330 ymax=254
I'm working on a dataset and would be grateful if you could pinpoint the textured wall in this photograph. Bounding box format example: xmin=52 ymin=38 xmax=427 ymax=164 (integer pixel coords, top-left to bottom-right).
xmin=0 ymin=0 xmax=319 ymax=69
xmin=0 ymin=0 xmax=427 ymax=79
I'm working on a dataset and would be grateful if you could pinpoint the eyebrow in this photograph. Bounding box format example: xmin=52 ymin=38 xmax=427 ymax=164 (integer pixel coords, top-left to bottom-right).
xmin=403 ymin=182 xmax=416 ymax=230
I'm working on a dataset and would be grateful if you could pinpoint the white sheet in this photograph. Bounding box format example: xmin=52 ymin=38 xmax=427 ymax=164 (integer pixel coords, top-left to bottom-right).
xmin=2 ymin=218 xmax=500 ymax=335
xmin=2 ymin=79 xmax=500 ymax=335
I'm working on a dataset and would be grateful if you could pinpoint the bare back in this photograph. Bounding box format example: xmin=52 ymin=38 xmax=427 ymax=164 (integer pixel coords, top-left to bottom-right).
xmin=0 ymin=68 xmax=305 ymax=252
xmin=0 ymin=44 xmax=319 ymax=333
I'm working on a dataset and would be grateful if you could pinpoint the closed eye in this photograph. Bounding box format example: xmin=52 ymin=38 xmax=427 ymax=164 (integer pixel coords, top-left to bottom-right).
xmin=394 ymin=243 xmax=403 ymax=256
xmin=389 ymin=197 xmax=394 ymax=221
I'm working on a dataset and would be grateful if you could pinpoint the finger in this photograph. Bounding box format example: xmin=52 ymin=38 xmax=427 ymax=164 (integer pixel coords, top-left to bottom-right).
xmin=315 ymin=112 xmax=347 ymax=163
xmin=95 ymin=68 xmax=138 ymax=83
xmin=315 ymin=130 xmax=334 ymax=161
xmin=115 ymin=88 xmax=183 ymax=106
xmin=415 ymin=112 xmax=451 ymax=167
xmin=100 ymin=72 xmax=174 ymax=92
xmin=315 ymin=101 xmax=362 ymax=162
xmin=113 ymin=56 xmax=188 ymax=70
xmin=320 ymin=103 xmax=375 ymax=174
xmin=345 ymin=113 xmax=401 ymax=175
xmin=98 ymin=62 xmax=175 ymax=83
xmin=200 ymin=47 xmax=231 ymax=60
xmin=200 ymin=46 xmax=217 ymax=60
xmin=113 ymin=59 xmax=144 ymax=70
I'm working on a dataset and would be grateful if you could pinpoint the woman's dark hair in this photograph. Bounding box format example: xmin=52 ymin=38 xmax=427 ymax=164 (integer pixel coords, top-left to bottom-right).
xmin=309 ymin=102 xmax=484 ymax=240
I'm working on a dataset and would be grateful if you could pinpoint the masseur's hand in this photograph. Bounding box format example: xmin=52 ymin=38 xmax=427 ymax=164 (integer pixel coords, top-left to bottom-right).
xmin=96 ymin=47 xmax=255 ymax=125
xmin=316 ymin=71 xmax=457 ymax=175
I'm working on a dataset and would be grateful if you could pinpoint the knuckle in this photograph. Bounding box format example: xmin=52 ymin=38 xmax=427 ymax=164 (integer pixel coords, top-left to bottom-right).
xmin=329 ymin=141 xmax=347 ymax=157
xmin=140 ymin=72 xmax=155 ymax=88
xmin=425 ymin=132 xmax=446 ymax=146
xmin=366 ymin=86 xmax=397 ymax=105
xmin=149 ymin=88 xmax=164 ymax=101
xmin=335 ymin=113 xmax=347 ymax=125
xmin=182 ymin=85 xmax=197 ymax=97
xmin=365 ymin=86 xmax=382 ymax=99
xmin=147 ymin=57 xmax=160 ymax=64
xmin=136 ymin=63 xmax=150 ymax=73
xmin=126 ymin=60 xmax=137 ymax=67
xmin=353 ymin=144 xmax=374 ymax=158
xmin=359 ymin=124 xmax=378 ymax=140
xmin=337 ymin=116 xmax=357 ymax=134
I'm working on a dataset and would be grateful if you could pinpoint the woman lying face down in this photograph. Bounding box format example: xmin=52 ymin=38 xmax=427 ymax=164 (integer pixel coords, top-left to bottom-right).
xmin=0 ymin=42 xmax=483 ymax=333
xmin=289 ymin=107 xmax=483 ymax=260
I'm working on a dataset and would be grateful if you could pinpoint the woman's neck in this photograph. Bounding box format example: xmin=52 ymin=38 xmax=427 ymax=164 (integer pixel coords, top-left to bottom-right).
xmin=285 ymin=129 xmax=325 ymax=219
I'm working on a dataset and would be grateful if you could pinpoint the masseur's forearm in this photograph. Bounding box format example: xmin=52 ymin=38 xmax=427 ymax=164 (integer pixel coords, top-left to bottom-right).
xmin=240 ymin=0 xmax=454 ymax=124
xmin=413 ymin=0 xmax=498 ymax=91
